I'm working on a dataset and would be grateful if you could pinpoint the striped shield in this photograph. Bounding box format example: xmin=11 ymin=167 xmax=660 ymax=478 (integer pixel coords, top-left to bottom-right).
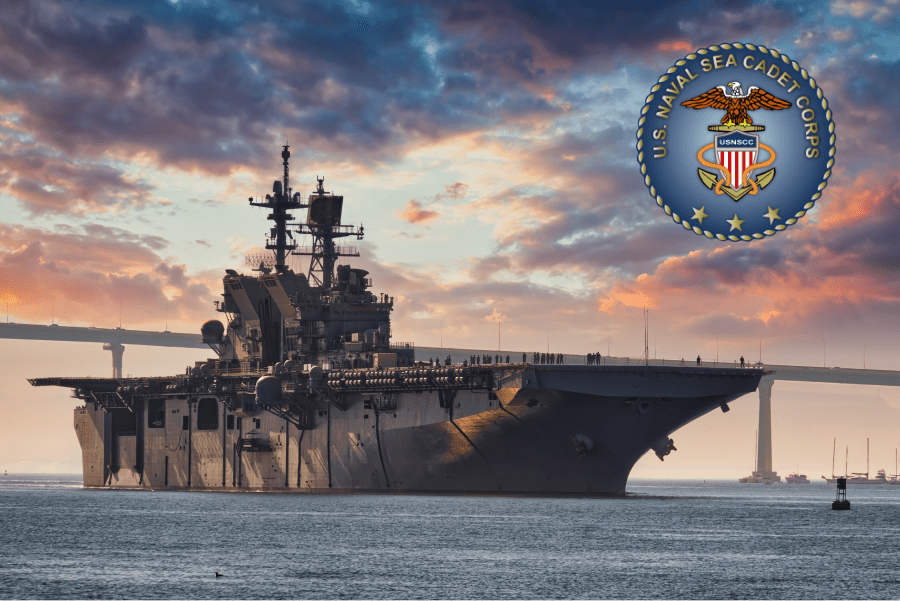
xmin=715 ymin=131 xmax=759 ymax=191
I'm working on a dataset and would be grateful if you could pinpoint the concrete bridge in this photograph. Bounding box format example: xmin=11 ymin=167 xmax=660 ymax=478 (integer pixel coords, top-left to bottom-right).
xmin=4 ymin=324 xmax=898 ymax=478
xmin=709 ymin=363 xmax=900 ymax=481
xmin=0 ymin=323 xmax=205 ymax=378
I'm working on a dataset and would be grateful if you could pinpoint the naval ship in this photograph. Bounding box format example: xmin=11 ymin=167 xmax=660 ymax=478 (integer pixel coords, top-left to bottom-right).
xmin=30 ymin=148 xmax=764 ymax=495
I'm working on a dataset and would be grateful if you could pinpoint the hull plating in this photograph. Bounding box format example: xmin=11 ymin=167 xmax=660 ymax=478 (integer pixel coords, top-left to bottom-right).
xmin=73 ymin=366 xmax=762 ymax=495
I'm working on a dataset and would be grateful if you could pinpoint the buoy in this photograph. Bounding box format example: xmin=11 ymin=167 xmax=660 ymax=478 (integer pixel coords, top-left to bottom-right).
xmin=831 ymin=477 xmax=850 ymax=510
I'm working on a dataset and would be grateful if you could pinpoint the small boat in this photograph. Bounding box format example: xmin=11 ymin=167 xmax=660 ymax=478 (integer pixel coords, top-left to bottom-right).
xmin=785 ymin=472 xmax=810 ymax=484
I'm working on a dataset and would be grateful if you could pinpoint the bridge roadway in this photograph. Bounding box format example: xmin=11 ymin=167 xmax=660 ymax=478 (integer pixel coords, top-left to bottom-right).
xmin=3 ymin=324 xmax=899 ymax=386
xmin=5 ymin=325 xmax=898 ymax=477
xmin=417 ymin=349 xmax=900 ymax=386
xmin=0 ymin=323 xmax=205 ymax=378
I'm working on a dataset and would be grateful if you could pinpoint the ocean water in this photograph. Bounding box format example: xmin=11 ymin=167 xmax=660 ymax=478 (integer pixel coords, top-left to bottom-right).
xmin=1 ymin=475 xmax=899 ymax=599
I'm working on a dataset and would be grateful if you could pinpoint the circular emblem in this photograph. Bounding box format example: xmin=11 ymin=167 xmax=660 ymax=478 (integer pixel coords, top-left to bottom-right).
xmin=636 ymin=43 xmax=835 ymax=241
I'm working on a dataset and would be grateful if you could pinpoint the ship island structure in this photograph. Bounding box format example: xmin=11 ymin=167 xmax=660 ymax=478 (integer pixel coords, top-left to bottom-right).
xmin=31 ymin=148 xmax=765 ymax=495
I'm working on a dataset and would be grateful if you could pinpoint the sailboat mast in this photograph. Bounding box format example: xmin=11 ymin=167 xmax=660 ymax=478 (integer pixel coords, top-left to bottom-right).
xmin=754 ymin=430 xmax=758 ymax=472
xmin=867 ymin=437 xmax=870 ymax=479
xmin=845 ymin=446 xmax=848 ymax=477
xmin=832 ymin=437 xmax=836 ymax=478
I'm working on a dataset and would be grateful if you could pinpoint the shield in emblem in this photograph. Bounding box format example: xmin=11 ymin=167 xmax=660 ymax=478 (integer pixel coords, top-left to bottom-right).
xmin=715 ymin=130 xmax=758 ymax=190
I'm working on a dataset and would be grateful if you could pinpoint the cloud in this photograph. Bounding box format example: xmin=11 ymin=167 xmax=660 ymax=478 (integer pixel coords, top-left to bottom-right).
xmin=0 ymin=222 xmax=217 ymax=326
xmin=6 ymin=0 xmax=809 ymax=184
xmin=0 ymin=0 xmax=897 ymax=368
xmin=589 ymin=168 xmax=900 ymax=349
xmin=351 ymin=251 xmax=605 ymax=352
xmin=395 ymin=199 xmax=441 ymax=224
xmin=0 ymin=0 xmax=567 ymax=180
xmin=0 ymin=133 xmax=158 ymax=215
xmin=816 ymin=54 xmax=900 ymax=170
xmin=831 ymin=0 xmax=899 ymax=22
xmin=437 ymin=182 xmax=470 ymax=201
xmin=431 ymin=0 xmax=806 ymax=74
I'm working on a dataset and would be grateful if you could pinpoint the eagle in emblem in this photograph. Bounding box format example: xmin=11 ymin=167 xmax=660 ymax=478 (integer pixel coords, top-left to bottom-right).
xmin=681 ymin=82 xmax=792 ymax=127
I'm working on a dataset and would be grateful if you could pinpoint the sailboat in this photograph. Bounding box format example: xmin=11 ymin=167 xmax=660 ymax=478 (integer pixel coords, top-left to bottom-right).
xmin=888 ymin=447 xmax=900 ymax=485
xmin=739 ymin=430 xmax=777 ymax=484
xmin=821 ymin=437 xmax=839 ymax=483
xmin=824 ymin=438 xmax=887 ymax=484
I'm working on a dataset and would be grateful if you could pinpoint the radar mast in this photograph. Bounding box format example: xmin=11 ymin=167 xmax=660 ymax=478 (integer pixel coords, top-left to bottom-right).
xmin=247 ymin=149 xmax=364 ymax=288
xmin=292 ymin=176 xmax=363 ymax=288
xmin=248 ymin=145 xmax=302 ymax=271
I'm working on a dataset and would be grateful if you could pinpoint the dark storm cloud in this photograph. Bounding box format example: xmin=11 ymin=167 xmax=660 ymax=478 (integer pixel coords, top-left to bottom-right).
xmin=0 ymin=0 xmax=575 ymax=181
xmin=817 ymin=55 xmax=900 ymax=167
xmin=0 ymin=1 xmax=273 ymax=171
xmin=0 ymin=0 xmax=813 ymax=195
xmin=430 ymin=0 xmax=807 ymax=72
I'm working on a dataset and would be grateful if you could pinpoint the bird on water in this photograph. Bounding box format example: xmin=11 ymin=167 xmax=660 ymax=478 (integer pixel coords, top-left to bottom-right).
xmin=214 ymin=572 xmax=224 ymax=578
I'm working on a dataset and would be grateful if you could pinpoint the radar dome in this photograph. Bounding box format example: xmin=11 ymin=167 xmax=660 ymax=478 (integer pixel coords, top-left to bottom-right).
xmin=201 ymin=320 xmax=225 ymax=343
xmin=255 ymin=375 xmax=282 ymax=404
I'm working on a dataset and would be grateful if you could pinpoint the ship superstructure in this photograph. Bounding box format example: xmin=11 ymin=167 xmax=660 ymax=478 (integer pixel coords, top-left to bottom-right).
xmin=213 ymin=146 xmax=411 ymax=372
xmin=31 ymin=149 xmax=765 ymax=495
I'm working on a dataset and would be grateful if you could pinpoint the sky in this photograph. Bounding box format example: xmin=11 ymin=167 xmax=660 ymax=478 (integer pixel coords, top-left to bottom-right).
xmin=2 ymin=0 xmax=900 ymax=479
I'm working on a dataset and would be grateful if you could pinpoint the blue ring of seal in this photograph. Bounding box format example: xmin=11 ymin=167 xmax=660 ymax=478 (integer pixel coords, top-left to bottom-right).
xmin=636 ymin=43 xmax=835 ymax=241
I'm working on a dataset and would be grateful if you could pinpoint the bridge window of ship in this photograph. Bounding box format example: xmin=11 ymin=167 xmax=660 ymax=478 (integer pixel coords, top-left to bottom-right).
xmin=226 ymin=415 xmax=235 ymax=430
xmin=182 ymin=416 xmax=189 ymax=431
xmin=148 ymin=399 xmax=165 ymax=428
xmin=197 ymin=398 xmax=219 ymax=430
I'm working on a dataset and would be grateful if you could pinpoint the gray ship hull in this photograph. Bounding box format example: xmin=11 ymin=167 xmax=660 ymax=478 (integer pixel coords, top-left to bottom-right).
xmin=66 ymin=365 xmax=762 ymax=495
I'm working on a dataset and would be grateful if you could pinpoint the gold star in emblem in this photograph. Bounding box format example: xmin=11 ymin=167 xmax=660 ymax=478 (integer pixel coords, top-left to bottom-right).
xmin=763 ymin=206 xmax=781 ymax=225
xmin=691 ymin=206 xmax=708 ymax=224
xmin=726 ymin=214 xmax=745 ymax=232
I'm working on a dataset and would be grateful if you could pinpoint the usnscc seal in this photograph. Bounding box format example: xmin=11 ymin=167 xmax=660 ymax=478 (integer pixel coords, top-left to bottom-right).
xmin=636 ymin=43 xmax=835 ymax=241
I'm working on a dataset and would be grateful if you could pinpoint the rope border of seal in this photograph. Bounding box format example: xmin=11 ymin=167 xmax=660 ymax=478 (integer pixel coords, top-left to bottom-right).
xmin=635 ymin=43 xmax=836 ymax=242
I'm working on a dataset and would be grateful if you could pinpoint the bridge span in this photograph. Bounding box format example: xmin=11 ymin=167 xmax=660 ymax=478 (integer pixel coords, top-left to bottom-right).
xmin=0 ymin=323 xmax=205 ymax=378
xmin=723 ymin=363 xmax=899 ymax=482
xmin=4 ymin=325 xmax=898 ymax=479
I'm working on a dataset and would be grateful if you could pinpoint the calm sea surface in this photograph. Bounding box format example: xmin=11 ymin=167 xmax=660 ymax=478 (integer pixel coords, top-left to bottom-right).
xmin=0 ymin=475 xmax=898 ymax=599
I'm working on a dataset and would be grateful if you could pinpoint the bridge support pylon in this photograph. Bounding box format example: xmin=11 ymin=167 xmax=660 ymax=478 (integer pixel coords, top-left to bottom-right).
xmin=756 ymin=376 xmax=779 ymax=481
xmin=102 ymin=342 xmax=125 ymax=379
